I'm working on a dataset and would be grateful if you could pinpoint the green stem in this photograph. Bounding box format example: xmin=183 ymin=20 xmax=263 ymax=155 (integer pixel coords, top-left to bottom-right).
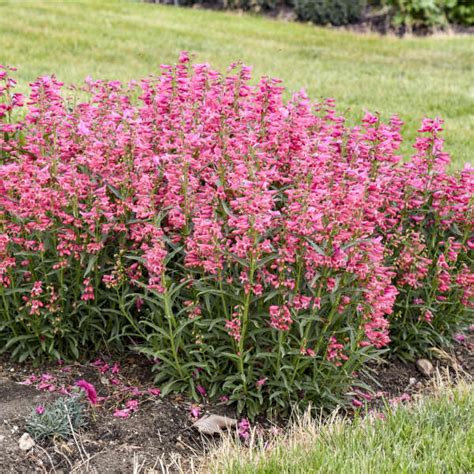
xmin=161 ymin=277 xmax=185 ymax=380
xmin=238 ymin=257 xmax=256 ymax=394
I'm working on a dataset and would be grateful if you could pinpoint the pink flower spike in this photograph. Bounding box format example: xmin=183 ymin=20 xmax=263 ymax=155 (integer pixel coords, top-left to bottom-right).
xmin=196 ymin=385 xmax=206 ymax=397
xmin=35 ymin=405 xmax=45 ymax=415
xmin=148 ymin=388 xmax=161 ymax=396
xmin=76 ymin=379 xmax=98 ymax=405
xmin=352 ymin=399 xmax=363 ymax=408
xmin=190 ymin=406 xmax=201 ymax=418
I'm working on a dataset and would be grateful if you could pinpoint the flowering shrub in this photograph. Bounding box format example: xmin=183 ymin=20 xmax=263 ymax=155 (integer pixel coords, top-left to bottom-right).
xmin=0 ymin=56 xmax=472 ymax=416
xmin=380 ymin=122 xmax=473 ymax=360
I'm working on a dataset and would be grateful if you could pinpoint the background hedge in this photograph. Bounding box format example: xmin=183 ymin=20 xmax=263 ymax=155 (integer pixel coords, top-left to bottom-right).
xmin=145 ymin=0 xmax=474 ymax=28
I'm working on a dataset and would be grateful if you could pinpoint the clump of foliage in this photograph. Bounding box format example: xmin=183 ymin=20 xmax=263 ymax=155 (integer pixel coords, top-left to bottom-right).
xmin=148 ymin=0 xmax=474 ymax=27
xmin=293 ymin=0 xmax=366 ymax=26
xmin=446 ymin=0 xmax=474 ymax=25
xmin=26 ymin=394 xmax=87 ymax=441
xmin=0 ymin=57 xmax=472 ymax=416
xmin=379 ymin=0 xmax=474 ymax=30
xmin=386 ymin=0 xmax=448 ymax=30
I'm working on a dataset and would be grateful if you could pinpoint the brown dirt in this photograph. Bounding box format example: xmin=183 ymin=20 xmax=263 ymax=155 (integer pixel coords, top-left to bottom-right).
xmin=0 ymin=335 xmax=472 ymax=473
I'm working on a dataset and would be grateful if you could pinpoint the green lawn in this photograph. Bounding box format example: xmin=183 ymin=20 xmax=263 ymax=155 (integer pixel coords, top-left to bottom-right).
xmin=0 ymin=0 xmax=472 ymax=166
xmin=206 ymin=382 xmax=474 ymax=473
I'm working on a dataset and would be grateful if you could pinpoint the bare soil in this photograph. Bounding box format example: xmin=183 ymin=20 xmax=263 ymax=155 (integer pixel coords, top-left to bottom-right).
xmin=0 ymin=335 xmax=472 ymax=473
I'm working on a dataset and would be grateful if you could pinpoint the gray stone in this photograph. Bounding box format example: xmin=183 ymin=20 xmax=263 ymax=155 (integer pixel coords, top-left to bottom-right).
xmin=18 ymin=432 xmax=35 ymax=451
xmin=415 ymin=358 xmax=434 ymax=377
xmin=193 ymin=414 xmax=237 ymax=435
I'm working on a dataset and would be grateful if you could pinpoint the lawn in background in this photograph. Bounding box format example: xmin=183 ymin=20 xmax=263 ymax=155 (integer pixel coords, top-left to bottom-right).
xmin=0 ymin=0 xmax=472 ymax=167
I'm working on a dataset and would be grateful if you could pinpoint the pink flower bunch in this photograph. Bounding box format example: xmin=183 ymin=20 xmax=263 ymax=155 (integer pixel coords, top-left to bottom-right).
xmin=238 ymin=418 xmax=251 ymax=441
xmin=1 ymin=56 xmax=472 ymax=414
xmin=76 ymin=379 xmax=98 ymax=405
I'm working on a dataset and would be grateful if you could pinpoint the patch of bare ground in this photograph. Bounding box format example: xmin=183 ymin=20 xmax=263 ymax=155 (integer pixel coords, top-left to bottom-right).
xmin=0 ymin=334 xmax=471 ymax=473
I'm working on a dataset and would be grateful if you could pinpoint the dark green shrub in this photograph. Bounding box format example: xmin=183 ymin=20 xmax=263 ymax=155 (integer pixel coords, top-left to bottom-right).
xmin=446 ymin=0 xmax=474 ymax=25
xmin=173 ymin=0 xmax=286 ymax=11
xmin=222 ymin=0 xmax=283 ymax=11
xmin=293 ymin=0 xmax=366 ymax=26
xmin=381 ymin=0 xmax=474 ymax=30
xmin=378 ymin=0 xmax=447 ymax=30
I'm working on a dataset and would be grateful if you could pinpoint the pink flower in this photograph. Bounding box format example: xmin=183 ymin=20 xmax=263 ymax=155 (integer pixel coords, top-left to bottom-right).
xmin=126 ymin=399 xmax=139 ymax=411
xmin=190 ymin=406 xmax=201 ymax=418
xmin=35 ymin=405 xmax=45 ymax=415
xmin=422 ymin=310 xmax=433 ymax=323
xmin=269 ymin=305 xmax=292 ymax=331
xmin=238 ymin=418 xmax=251 ymax=441
xmin=20 ymin=375 xmax=37 ymax=386
xmin=111 ymin=363 xmax=121 ymax=374
xmin=225 ymin=317 xmax=241 ymax=342
xmin=148 ymin=388 xmax=161 ymax=396
xmin=76 ymin=379 xmax=98 ymax=405
xmin=113 ymin=409 xmax=130 ymax=418
xmin=390 ymin=393 xmax=411 ymax=406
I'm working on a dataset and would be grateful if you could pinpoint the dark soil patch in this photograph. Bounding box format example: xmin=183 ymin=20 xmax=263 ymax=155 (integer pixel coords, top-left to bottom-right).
xmin=0 ymin=334 xmax=472 ymax=473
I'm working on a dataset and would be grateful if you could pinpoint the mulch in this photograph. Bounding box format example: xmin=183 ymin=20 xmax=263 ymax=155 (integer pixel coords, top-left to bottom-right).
xmin=0 ymin=334 xmax=472 ymax=473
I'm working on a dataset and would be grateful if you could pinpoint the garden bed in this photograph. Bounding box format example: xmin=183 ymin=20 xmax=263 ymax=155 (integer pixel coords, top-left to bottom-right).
xmin=0 ymin=54 xmax=473 ymax=472
xmin=0 ymin=333 xmax=472 ymax=472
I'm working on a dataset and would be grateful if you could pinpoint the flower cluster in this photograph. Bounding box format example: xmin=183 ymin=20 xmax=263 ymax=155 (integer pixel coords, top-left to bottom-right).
xmin=0 ymin=57 xmax=472 ymax=415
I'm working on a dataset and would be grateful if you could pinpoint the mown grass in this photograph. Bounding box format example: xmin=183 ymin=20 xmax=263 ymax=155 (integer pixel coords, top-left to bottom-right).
xmin=0 ymin=0 xmax=472 ymax=167
xmin=205 ymin=381 xmax=474 ymax=473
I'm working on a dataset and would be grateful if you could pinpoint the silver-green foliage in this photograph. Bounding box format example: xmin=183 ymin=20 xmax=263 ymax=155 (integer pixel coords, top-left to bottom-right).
xmin=26 ymin=395 xmax=88 ymax=441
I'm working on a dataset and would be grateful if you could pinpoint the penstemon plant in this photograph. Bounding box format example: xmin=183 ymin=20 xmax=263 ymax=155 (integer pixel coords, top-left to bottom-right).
xmin=0 ymin=56 xmax=472 ymax=416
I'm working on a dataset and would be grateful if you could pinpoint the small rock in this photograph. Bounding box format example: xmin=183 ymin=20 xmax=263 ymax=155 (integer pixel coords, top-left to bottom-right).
xmin=0 ymin=435 xmax=5 ymax=442
xmin=409 ymin=377 xmax=417 ymax=385
xmin=193 ymin=414 xmax=237 ymax=435
xmin=416 ymin=358 xmax=433 ymax=377
xmin=18 ymin=432 xmax=35 ymax=451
